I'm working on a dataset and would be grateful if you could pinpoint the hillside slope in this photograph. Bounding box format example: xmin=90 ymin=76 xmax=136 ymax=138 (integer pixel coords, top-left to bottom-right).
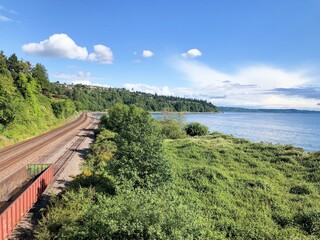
xmin=0 ymin=52 xmax=76 ymax=148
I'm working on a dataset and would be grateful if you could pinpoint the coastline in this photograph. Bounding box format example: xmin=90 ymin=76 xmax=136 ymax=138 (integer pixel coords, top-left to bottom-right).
xmin=150 ymin=111 xmax=221 ymax=114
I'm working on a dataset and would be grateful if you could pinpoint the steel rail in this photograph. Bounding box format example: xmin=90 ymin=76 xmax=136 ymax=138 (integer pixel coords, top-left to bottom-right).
xmin=0 ymin=113 xmax=86 ymax=158
xmin=53 ymin=118 xmax=96 ymax=177
xmin=0 ymin=113 xmax=88 ymax=173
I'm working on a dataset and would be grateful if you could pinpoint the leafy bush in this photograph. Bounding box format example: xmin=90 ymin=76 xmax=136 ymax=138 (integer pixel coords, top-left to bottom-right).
xmin=289 ymin=185 xmax=311 ymax=195
xmin=185 ymin=122 xmax=209 ymax=136
xmin=103 ymin=104 xmax=172 ymax=188
xmin=157 ymin=117 xmax=187 ymax=139
xmin=36 ymin=188 xmax=219 ymax=239
xmin=51 ymin=99 xmax=76 ymax=119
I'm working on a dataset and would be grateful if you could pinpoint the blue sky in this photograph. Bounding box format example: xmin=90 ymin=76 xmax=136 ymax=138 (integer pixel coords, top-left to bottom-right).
xmin=1 ymin=0 xmax=320 ymax=109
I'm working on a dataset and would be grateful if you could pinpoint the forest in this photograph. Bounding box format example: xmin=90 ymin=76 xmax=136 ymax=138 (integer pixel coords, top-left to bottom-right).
xmin=49 ymin=82 xmax=219 ymax=112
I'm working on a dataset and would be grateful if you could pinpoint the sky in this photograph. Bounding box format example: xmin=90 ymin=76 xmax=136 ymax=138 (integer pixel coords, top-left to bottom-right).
xmin=1 ymin=0 xmax=320 ymax=110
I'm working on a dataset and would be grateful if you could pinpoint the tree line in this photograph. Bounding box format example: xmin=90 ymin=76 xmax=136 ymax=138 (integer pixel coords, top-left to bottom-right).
xmin=49 ymin=82 xmax=219 ymax=112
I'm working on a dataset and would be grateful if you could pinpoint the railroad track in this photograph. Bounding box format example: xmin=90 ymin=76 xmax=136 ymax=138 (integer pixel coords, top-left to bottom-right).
xmin=53 ymin=119 xmax=96 ymax=177
xmin=0 ymin=113 xmax=88 ymax=173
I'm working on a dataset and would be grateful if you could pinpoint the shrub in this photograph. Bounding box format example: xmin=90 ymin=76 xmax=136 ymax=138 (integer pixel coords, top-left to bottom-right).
xmin=103 ymin=103 xmax=172 ymax=188
xmin=51 ymin=99 xmax=76 ymax=118
xmin=185 ymin=122 xmax=209 ymax=136
xmin=157 ymin=118 xmax=187 ymax=139
xmin=289 ymin=185 xmax=311 ymax=195
xmin=35 ymin=188 xmax=219 ymax=240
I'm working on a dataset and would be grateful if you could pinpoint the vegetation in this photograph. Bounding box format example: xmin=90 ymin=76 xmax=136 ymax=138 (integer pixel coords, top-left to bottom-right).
xmin=156 ymin=113 xmax=187 ymax=139
xmin=0 ymin=51 xmax=76 ymax=148
xmin=49 ymin=82 xmax=219 ymax=113
xmin=101 ymin=104 xmax=171 ymax=188
xmin=36 ymin=106 xmax=320 ymax=239
xmin=184 ymin=122 xmax=209 ymax=136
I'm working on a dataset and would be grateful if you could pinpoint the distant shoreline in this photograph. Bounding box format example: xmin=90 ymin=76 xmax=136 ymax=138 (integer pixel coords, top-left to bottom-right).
xmin=150 ymin=111 xmax=221 ymax=114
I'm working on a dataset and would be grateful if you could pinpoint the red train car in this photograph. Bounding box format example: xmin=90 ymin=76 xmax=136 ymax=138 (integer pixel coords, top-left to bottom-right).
xmin=0 ymin=164 xmax=54 ymax=240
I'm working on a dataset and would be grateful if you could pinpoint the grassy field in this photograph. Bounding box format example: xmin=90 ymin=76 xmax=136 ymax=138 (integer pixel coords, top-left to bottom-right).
xmin=164 ymin=133 xmax=320 ymax=239
xmin=36 ymin=130 xmax=320 ymax=239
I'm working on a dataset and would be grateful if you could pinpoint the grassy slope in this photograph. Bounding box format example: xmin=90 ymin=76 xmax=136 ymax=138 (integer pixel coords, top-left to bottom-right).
xmin=0 ymin=95 xmax=76 ymax=149
xmin=164 ymin=133 xmax=320 ymax=239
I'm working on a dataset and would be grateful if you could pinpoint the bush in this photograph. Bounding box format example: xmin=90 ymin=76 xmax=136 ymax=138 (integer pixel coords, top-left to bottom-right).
xmin=51 ymin=99 xmax=76 ymax=118
xmin=36 ymin=188 xmax=219 ymax=240
xmin=185 ymin=122 xmax=209 ymax=136
xmin=103 ymin=103 xmax=172 ymax=188
xmin=158 ymin=118 xmax=187 ymax=139
xmin=289 ymin=185 xmax=311 ymax=195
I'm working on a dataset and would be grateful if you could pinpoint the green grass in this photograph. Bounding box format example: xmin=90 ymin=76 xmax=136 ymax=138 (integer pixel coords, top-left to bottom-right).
xmin=0 ymin=95 xmax=77 ymax=149
xmin=164 ymin=133 xmax=320 ymax=239
xmin=36 ymin=132 xmax=320 ymax=239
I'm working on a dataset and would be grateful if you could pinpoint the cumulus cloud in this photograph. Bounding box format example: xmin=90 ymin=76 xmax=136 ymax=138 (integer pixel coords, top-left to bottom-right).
xmin=88 ymin=45 xmax=113 ymax=64
xmin=22 ymin=34 xmax=113 ymax=64
xmin=142 ymin=50 xmax=154 ymax=58
xmin=22 ymin=34 xmax=88 ymax=60
xmin=181 ymin=48 xmax=202 ymax=59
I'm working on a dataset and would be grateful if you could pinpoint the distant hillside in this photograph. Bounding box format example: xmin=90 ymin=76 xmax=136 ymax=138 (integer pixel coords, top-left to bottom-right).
xmin=219 ymin=106 xmax=320 ymax=113
xmin=50 ymin=83 xmax=219 ymax=113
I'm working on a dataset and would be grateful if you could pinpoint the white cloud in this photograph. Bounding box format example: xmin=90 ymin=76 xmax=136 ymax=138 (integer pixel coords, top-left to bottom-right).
xmin=88 ymin=44 xmax=113 ymax=64
xmin=0 ymin=15 xmax=12 ymax=22
xmin=22 ymin=34 xmax=88 ymax=60
xmin=174 ymin=60 xmax=310 ymax=89
xmin=0 ymin=5 xmax=17 ymax=14
xmin=54 ymin=71 xmax=92 ymax=80
xmin=171 ymin=60 xmax=319 ymax=109
xmin=70 ymin=80 xmax=109 ymax=87
xmin=142 ymin=50 xmax=154 ymax=58
xmin=125 ymin=60 xmax=319 ymax=110
xmin=124 ymin=83 xmax=172 ymax=95
xmin=22 ymin=34 xmax=113 ymax=64
xmin=181 ymin=48 xmax=202 ymax=59
xmin=53 ymin=71 xmax=109 ymax=87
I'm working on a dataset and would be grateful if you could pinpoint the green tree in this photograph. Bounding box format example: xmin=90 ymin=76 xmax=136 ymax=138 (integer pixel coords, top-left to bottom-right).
xmin=103 ymin=104 xmax=171 ymax=188
xmin=0 ymin=68 xmax=16 ymax=126
xmin=6 ymin=53 xmax=21 ymax=80
xmin=31 ymin=63 xmax=50 ymax=93
xmin=0 ymin=51 xmax=7 ymax=69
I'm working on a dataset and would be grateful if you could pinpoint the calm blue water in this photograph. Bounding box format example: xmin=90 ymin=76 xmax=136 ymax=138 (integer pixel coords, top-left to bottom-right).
xmin=94 ymin=112 xmax=320 ymax=152
xmin=154 ymin=112 xmax=320 ymax=152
